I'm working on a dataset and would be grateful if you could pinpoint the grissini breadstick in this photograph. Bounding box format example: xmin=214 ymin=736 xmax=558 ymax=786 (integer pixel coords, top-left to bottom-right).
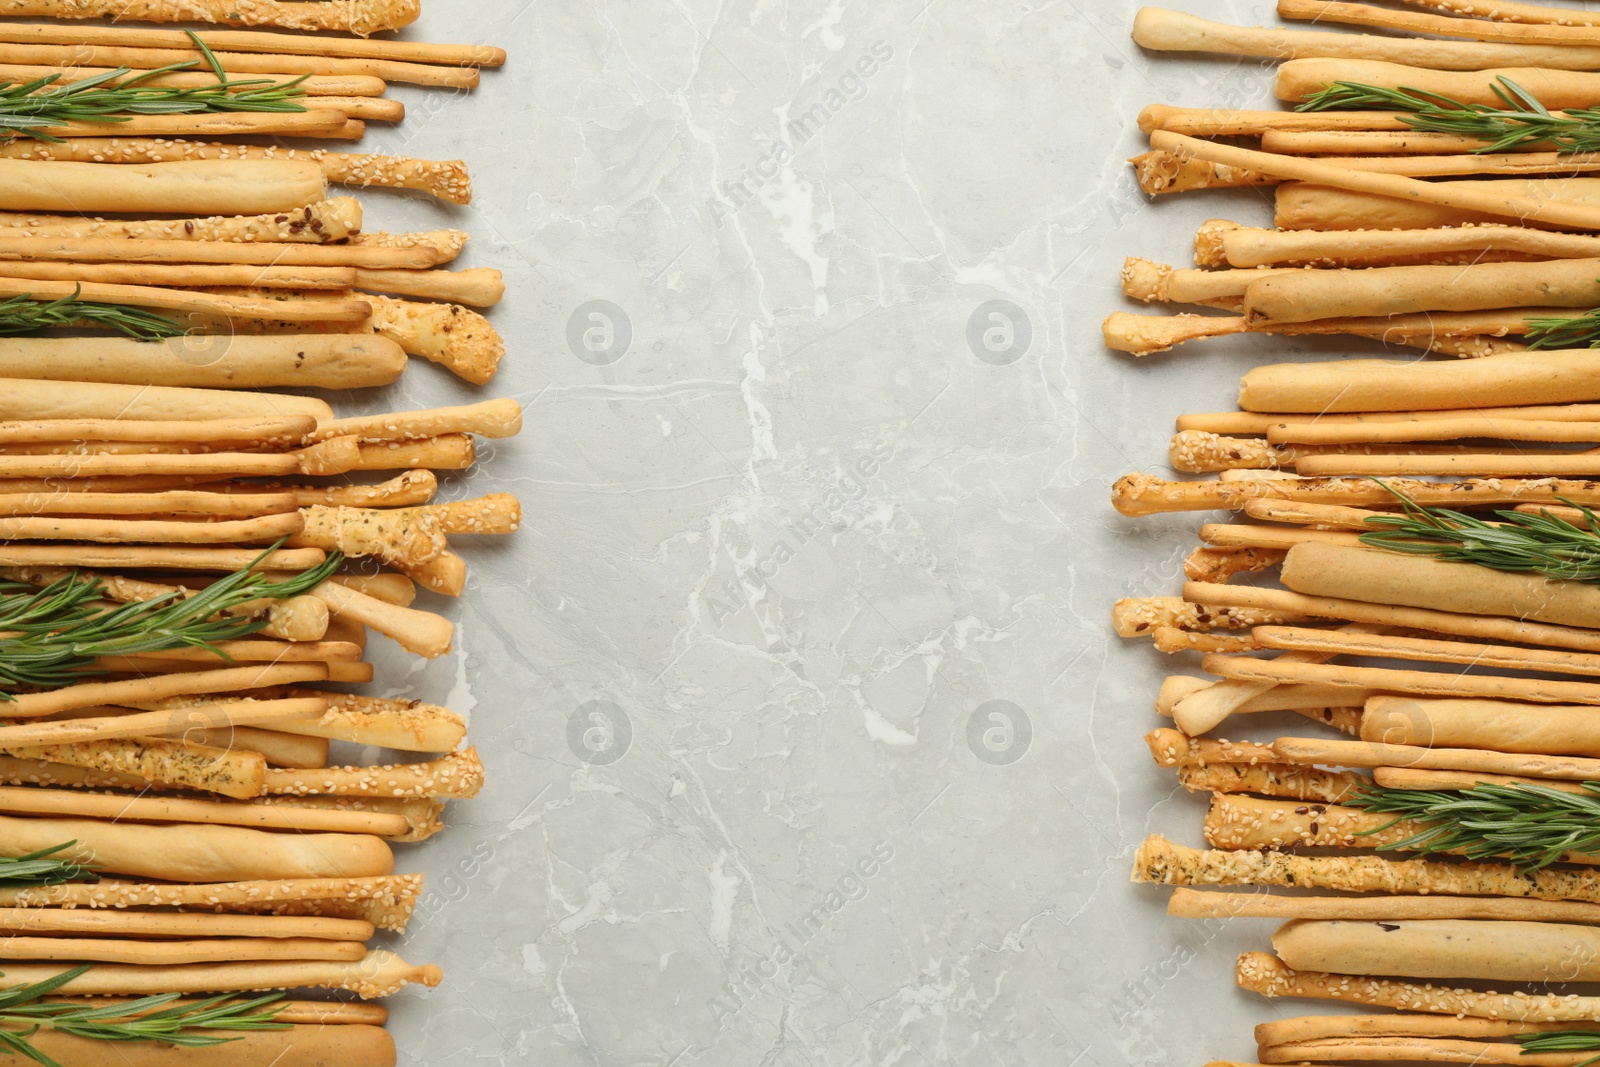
xmin=1205 ymin=794 xmax=1437 ymax=853
xmin=1239 ymin=350 xmax=1600 ymax=413
xmin=215 ymin=470 xmax=438 ymax=509
xmin=0 ymin=377 xmax=330 ymax=422
xmin=1145 ymin=729 xmax=1283 ymax=769
xmin=1152 ymin=627 xmax=1258 ymax=653
xmin=327 ymin=574 xmax=415 ymax=606
xmin=1169 ymin=433 xmax=1509 ymax=474
xmin=0 ymin=334 xmax=408 ymax=390
xmin=174 ymin=723 xmax=328 ymax=770
xmin=289 ymin=504 xmax=445 ymax=567
xmin=1282 ymin=0 xmax=1600 ymax=38
xmin=0 ymin=951 xmax=441 ymax=998
xmin=0 ymin=0 xmax=421 ymax=34
xmin=261 ymin=795 xmax=444 ymax=843
xmin=1183 ymin=546 xmax=1287 ymax=583
xmin=1268 ymin=417 xmax=1600 ymax=445
xmin=1133 ymin=6 xmax=1600 ymax=69
xmin=1103 ymin=308 xmax=1534 ymax=358
xmin=1256 ymin=625 xmax=1600 ymax=679
xmin=1113 ymin=472 xmax=1600 ymax=516
xmin=1139 ymin=103 xmax=1409 ymax=136
xmin=354 ymin=267 xmax=502 ymax=305
xmin=0 ymin=696 xmax=325 ymax=747
xmin=262 ymin=747 xmax=484 ymax=799
xmin=1244 ymin=259 xmax=1600 ymax=325
xmin=1374 ymin=766 xmax=1600 ymax=793
xmin=1206 ymin=654 xmax=1600 ymax=705
xmin=0 ymin=546 xmax=327 ymax=571
xmin=1363 ymin=696 xmax=1600 ymax=758
xmin=0 ymin=910 xmax=374 ymax=940
xmin=0 ymin=490 xmax=298 ymax=518
xmin=1276 ymin=58 xmax=1600 ymax=110
xmin=0 ymin=159 xmax=325 ymax=215
xmin=1123 ymin=258 xmax=1296 ymax=308
xmin=1275 ymin=735 xmax=1600 ymax=779
xmin=310 ymin=398 xmax=524 ymax=443
xmin=0 ymin=874 xmax=422 ymax=932
xmin=0 ymin=41 xmax=473 ymax=89
xmin=0 ymin=64 xmax=385 ymax=98
xmin=107 ymin=640 xmax=359 ymax=663
xmin=1112 ymin=596 xmax=1306 ymax=637
xmin=0 ymin=234 xmax=436 ymax=268
xmin=1238 ymin=951 xmax=1600 ymax=1022
xmin=351 ymin=434 xmax=475 ymax=472
xmin=0 ymin=785 xmax=409 ymax=836
xmin=156 ymin=690 xmax=467 ymax=752
xmin=0 ymin=812 xmax=391 ymax=880
xmin=1241 ymin=500 xmax=1389 ymax=528
xmin=0 ymin=276 xmax=368 ymax=322
xmin=1297 ymin=452 xmax=1600 ymax=477
xmin=1137 ymin=148 xmax=1600 ymax=193
xmin=0 ymin=936 xmax=367 ymax=964
xmin=1260 ymin=1018 xmax=1600 ymax=1045
xmin=1155 ymin=677 xmax=1371 ymax=719
xmin=1262 ymin=129 xmax=1527 ymax=155
xmin=7 ymin=663 xmax=330 ymax=718
xmin=1181 ymin=403 xmax=1600 ymax=434
xmin=1132 ymin=151 xmax=1276 ymax=196
xmin=4 ymin=737 xmax=265 ymax=797
xmin=1274 ymin=918 xmax=1600 ymax=982
xmin=1150 ymin=130 xmax=1600 ymax=231
xmin=1134 ymin=834 xmax=1600 ymax=903
xmin=1170 ymin=890 xmax=1600 ymax=925
xmin=0 ymin=260 xmax=356 ymax=289
xmin=0 ymin=200 xmax=361 ymax=245
xmin=0 ymin=23 xmax=503 ymax=67
xmin=0 ymin=438 xmax=357 ymax=479
xmin=25 ymin=111 xmax=360 ymax=141
xmin=1185 ymin=580 xmax=1600 ymax=654
xmin=1199 ymin=524 xmax=1362 ymax=551
xmin=1259 ymin=1037 xmax=1588 ymax=1064
xmin=0 ymin=512 xmax=301 ymax=544
xmin=1282 ymin=542 xmax=1600 ymax=630
xmin=1176 ymin=762 xmax=1365 ymax=803
xmin=305 ymin=580 xmax=454 ymax=658
xmin=4 ymin=1026 xmax=397 ymax=1067
xmin=1199 ymin=223 xmax=1600 ymax=270
xmin=1274 ymin=178 xmax=1600 ymax=231
xmin=0 ymin=415 xmax=312 ymax=446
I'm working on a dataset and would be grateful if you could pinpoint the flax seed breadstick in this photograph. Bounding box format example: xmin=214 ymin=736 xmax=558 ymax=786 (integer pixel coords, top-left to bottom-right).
xmin=0 ymin=813 xmax=390 ymax=881
xmin=0 ymin=334 xmax=407 ymax=390
xmin=1364 ymin=696 xmax=1600 ymax=758
xmin=1171 ymin=890 xmax=1600 ymax=925
xmin=1275 ymin=179 xmax=1600 ymax=231
xmin=1205 ymin=793 xmax=1433 ymax=852
xmin=1274 ymin=918 xmax=1600 ymax=982
xmin=1184 ymin=546 xmax=1287 ymax=582
xmin=0 ymin=159 xmax=325 ymax=215
xmin=1239 ymin=351 xmax=1600 ymax=413
xmin=1132 ymin=7 xmax=1600 ymax=69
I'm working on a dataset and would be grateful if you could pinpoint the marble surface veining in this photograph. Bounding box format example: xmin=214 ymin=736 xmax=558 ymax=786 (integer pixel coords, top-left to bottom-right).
xmin=378 ymin=1 xmax=1340 ymax=1062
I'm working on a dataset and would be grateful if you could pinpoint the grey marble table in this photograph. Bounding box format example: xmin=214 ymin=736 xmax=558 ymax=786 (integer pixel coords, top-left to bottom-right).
xmin=378 ymin=1 xmax=1339 ymax=1062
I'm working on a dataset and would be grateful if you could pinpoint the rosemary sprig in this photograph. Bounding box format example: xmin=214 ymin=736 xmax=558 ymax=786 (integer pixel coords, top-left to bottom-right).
xmin=1358 ymin=485 xmax=1600 ymax=583
xmin=1513 ymin=1031 xmax=1600 ymax=1066
xmin=0 ymin=290 xmax=185 ymax=341
xmin=0 ymin=32 xmax=308 ymax=143
xmin=1349 ymin=780 xmax=1600 ymax=870
xmin=0 ymin=966 xmax=287 ymax=1067
xmin=1297 ymin=75 xmax=1600 ymax=154
xmin=0 ymin=543 xmax=341 ymax=697
xmin=0 ymin=844 xmax=95 ymax=889
xmin=1524 ymin=305 xmax=1600 ymax=350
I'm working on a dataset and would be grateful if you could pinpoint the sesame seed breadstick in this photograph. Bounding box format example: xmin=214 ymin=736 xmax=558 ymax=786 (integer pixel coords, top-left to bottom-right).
xmin=0 ymin=950 xmax=441 ymax=999
xmin=1134 ymin=834 xmax=1600 ymax=903
xmin=1176 ymin=762 xmax=1366 ymax=804
xmin=1238 ymin=951 xmax=1600 ymax=1022
xmin=352 ymin=434 xmax=475 ymax=472
xmin=311 ymin=398 xmax=524 ymax=443
xmin=262 ymin=747 xmax=484 ymax=799
xmin=1183 ymin=546 xmax=1287 ymax=583
xmin=289 ymin=504 xmax=446 ymax=567
xmin=0 ymin=812 xmax=391 ymax=880
xmin=1134 ymin=6 xmax=1600 ymax=68
xmin=212 ymin=471 xmax=439 ymax=509
xmin=152 ymin=690 xmax=467 ymax=752
xmin=1145 ymin=728 xmax=1289 ymax=769
xmin=1172 ymin=892 xmax=1600 ymax=926
xmin=0 ymin=0 xmax=421 ymax=35
xmin=0 ymin=785 xmax=409 ymax=836
xmin=394 ymin=549 xmax=468 ymax=597
xmin=1151 ymin=627 xmax=1260 ymax=653
xmin=1205 ymin=793 xmax=1431 ymax=852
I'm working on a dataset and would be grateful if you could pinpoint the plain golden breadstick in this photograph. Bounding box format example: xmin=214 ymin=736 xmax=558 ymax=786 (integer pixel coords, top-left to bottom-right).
xmin=307 ymin=579 xmax=454 ymax=658
xmin=0 ymin=512 xmax=299 ymax=544
xmin=1208 ymin=654 xmax=1600 ymax=706
xmin=1258 ymin=1037 xmax=1585 ymax=1064
xmin=112 ymin=640 xmax=359 ymax=663
xmin=1139 ymin=103 xmax=1409 ymax=136
xmin=0 ymin=275 xmax=367 ymax=322
xmin=28 ymin=110 xmax=360 ymax=141
xmin=261 ymin=794 xmax=445 ymax=843
xmin=7 ymin=1025 xmax=398 ymax=1067
xmin=1185 ymin=580 xmax=1600 ymax=654
xmin=352 ymin=434 xmax=476 ymax=472
xmin=1275 ymin=734 xmax=1600 ymax=780
xmin=1170 ymin=890 xmax=1600 ymax=926
xmin=0 ymin=950 xmax=441 ymax=999
xmin=1239 ymin=951 xmax=1600 ymax=1023
xmin=0 ymin=41 xmax=473 ymax=89
xmin=7 ymin=663 xmax=329 ymax=718
xmin=1296 ymin=452 xmax=1600 ymax=476
xmin=0 ymin=233 xmax=437 ymax=268
xmin=0 ymin=414 xmax=312 ymax=446
xmin=0 ymin=812 xmax=391 ymax=880
xmin=1152 ymin=130 xmax=1600 ymax=231
xmin=354 ymin=267 xmax=502 ymax=304
xmin=0 ymin=489 xmax=298 ymax=518
xmin=0 ymin=377 xmax=330 ymax=422
xmin=1268 ymin=416 xmax=1600 ymax=445
xmin=1256 ymin=625 xmax=1600 ymax=679
xmin=0 ymin=438 xmax=356 ymax=479
xmin=0 ymin=936 xmax=367 ymax=965
xmin=324 ymin=573 xmax=416 ymax=606
xmin=1262 ymin=129 xmax=1531 ymax=155
xmin=1180 ymin=402 xmax=1600 ymax=435
xmin=0 ymin=784 xmax=407 ymax=835
xmin=1240 ymin=499 xmax=1389 ymax=528
xmin=1364 ymin=696 xmax=1600 ymax=758
xmin=0 ymin=158 xmax=325 ymax=215
xmin=0 ymin=0 xmax=421 ymax=34
xmin=0 ymin=21 xmax=502 ymax=66
xmin=263 ymin=748 xmax=484 ymax=799
xmin=1134 ymin=6 xmax=1600 ymax=68
xmin=0 ymin=909 xmax=374 ymax=940
xmin=1113 ymin=471 xmax=1600 ymax=516
xmin=153 ymin=689 xmax=465 ymax=752
xmin=1103 ymin=307 xmax=1535 ymax=358
xmin=1281 ymin=0 xmax=1600 ymax=39
xmin=215 ymin=470 xmax=439 ymax=509
xmin=0 ymin=63 xmax=383 ymax=98
xmin=1156 ymin=677 xmax=1371 ymax=718
xmin=0 ymin=259 xmax=355 ymax=289
xmin=1239 ymin=350 xmax=1600 ymax=413
xmin=1202 ymin=222 xmax=1600 ymax=269
xmin=1276 ymin=178 xmax=1600 ymax=231
xmin=0 ymin=696 xmax=325 ymax=747
xmin=1278 ymin=58 xmax=1600 ymax=110
xmin=1199 ymin=524 xmax=1362 ymax=551
xmin=1275 ymin=918 xmax=1600 ymax=982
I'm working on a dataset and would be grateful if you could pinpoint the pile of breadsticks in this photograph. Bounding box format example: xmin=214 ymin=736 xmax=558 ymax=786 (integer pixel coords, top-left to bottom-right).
xmin=0 ymin=4 xmax=517 ymax=1066
xmin=1111 ymin=4 xmax=1600 ymax=1066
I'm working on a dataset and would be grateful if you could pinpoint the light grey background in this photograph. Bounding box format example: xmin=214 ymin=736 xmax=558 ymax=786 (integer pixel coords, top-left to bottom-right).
xmin=367 ymin=1 xmax=1344 ymax=1062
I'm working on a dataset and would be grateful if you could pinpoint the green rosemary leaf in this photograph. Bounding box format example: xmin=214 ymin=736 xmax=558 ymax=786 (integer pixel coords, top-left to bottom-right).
xmin=1348 ymin=781 xmax=1600 ymax=870
xmin=0 ymin=843 xmax=96 ymax=889
xmin=0 ymin=290 xmax=185 ymax=341
xmin=1512 ymin=1030 xmax=1600 ymax=1066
